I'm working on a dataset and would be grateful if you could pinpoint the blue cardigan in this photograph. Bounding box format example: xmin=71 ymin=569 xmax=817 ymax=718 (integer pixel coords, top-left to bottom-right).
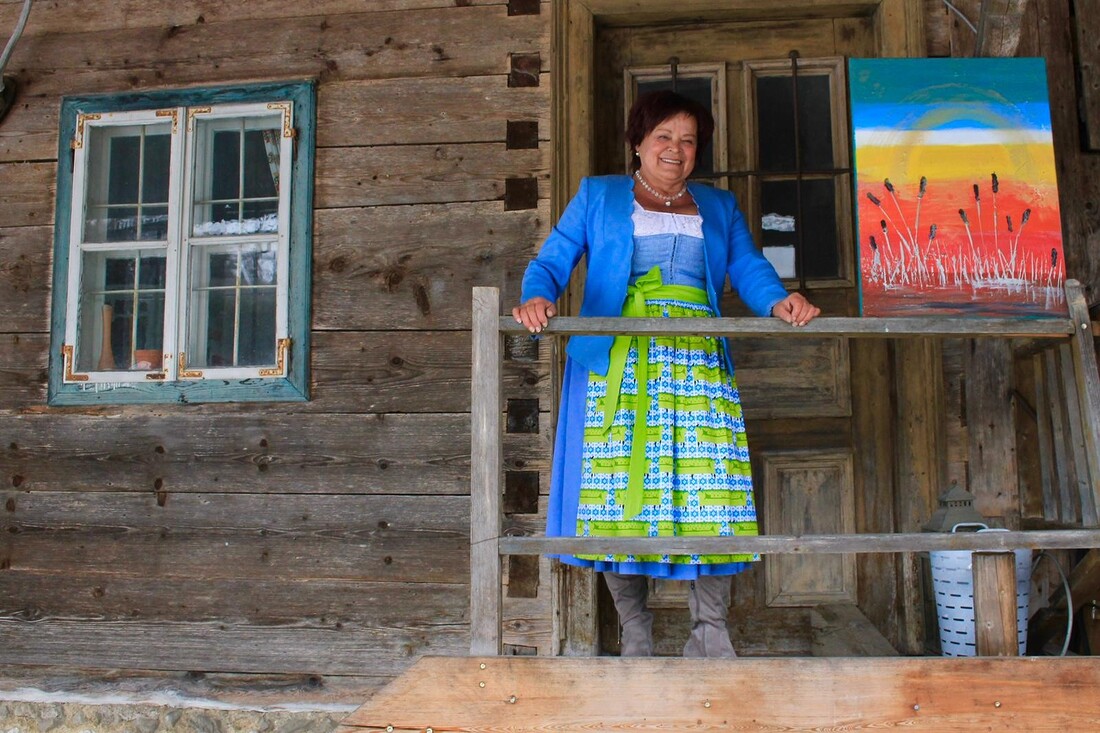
xmin=520 ymin=175 xmax=789 ymax=377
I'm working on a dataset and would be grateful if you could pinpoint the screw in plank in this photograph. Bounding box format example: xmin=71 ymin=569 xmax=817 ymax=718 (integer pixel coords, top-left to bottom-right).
xmin=508 ymin=695 xmax=517 ymax=704
xmin=703 ymin=700 xmax=711 ymax=708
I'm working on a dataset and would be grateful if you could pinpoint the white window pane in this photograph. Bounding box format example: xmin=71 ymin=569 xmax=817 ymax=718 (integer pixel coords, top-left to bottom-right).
xmin=83 ymin=124 xmax=172 ymax=243
xmin=76 ymin=249 xmax=167 ymax=371
xmin=191 ymin=115 xmax=282 ymax=237
xmin=186 ymin=242 xmax=279 ymax=368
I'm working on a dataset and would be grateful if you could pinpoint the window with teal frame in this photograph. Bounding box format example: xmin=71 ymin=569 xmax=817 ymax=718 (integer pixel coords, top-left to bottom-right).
xmin=48 ymin=81 xmax=314 ymax=405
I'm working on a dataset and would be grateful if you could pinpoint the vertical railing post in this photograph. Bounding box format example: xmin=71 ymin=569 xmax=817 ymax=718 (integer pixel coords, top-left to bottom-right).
xmin=470 ymin=287 xmax=503 ymax=655
xmin=1065 ymin=279 xmax=1100 ymax=525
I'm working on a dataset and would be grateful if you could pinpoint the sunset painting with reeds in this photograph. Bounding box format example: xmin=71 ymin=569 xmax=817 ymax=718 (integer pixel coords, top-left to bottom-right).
xmin=849 ymin=58 xmax=1065 ymax=317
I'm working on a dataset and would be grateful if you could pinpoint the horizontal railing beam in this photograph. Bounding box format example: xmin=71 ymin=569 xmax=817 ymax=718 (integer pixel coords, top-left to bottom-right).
xmin=498 ymin=529 xmax=1100 ymax=556
xmin=498 ymin=315 xmax=1074 ymax=339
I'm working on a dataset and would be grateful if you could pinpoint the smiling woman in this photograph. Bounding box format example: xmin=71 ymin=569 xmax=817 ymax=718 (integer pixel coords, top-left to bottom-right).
xmin=513 ymin=89 xmax=819 ymax=658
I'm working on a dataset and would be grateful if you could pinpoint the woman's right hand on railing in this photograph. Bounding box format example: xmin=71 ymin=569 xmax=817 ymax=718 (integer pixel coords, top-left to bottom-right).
xmin=512 ymin=297 xmax=556 ymax=334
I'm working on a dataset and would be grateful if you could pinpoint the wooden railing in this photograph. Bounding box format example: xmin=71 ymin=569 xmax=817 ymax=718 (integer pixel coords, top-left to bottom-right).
xmin=470 ymin=280 xmax=1100 ymax=656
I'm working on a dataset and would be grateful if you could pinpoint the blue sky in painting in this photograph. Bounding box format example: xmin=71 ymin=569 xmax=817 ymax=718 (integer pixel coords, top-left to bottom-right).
xmin=848 ymin=58 xmax=1053 ymax=131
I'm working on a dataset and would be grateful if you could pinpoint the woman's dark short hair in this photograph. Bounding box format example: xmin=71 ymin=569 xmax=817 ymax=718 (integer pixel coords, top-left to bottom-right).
xmin=625 ymin=90 xmax=714 ymax=170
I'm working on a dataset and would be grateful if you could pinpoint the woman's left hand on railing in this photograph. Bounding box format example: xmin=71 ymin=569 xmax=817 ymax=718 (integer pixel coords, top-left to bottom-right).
xmin=513 ymin=297 xmax=556 ymax=333
xmin=771 ymin=292 xmax=820 ymax=327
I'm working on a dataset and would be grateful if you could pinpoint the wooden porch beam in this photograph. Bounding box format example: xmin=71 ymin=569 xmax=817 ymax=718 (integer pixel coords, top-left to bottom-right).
xmin=337 ymin=656 xmax=1100 ymax=732
xmin=500 ymin=528 xmax=1100 ymax=556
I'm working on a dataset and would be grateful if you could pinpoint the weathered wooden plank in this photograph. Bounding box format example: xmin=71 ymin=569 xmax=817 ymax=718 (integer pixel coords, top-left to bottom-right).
xmin=976 ymin=0 xmax=1029 ymax=57
xmin=0 ymin=413 xmax=549 ymax=494
xmin=1032 ymin=353 xmax=1059 ymax=521
xmin=4 ymin=75 xmax=551 ymax=163
xmin=554 ymin=563 xmax=599 ymax=656
xmin=500 ymin=529 xmax=1100 ymax=556
xmin=731 ymin=337 xmax=851 ymax=418
xmin=0 ymin=226 xmax=53 ymax=329
xmin=811 ymin=604 xmax=899 ymax=657
xmin=973 ymin=552 xmax=1019 ymax=656
xmin=0 ymin=572 xmax=466 ymax=625
xmin=850 ymin=338 xmax=901 ymax=649
xmin=0 ymin=619 xmax=466 ymax=675
xmin=0 ymin=571 xmax=548 ymax=651
xmin=3 ymin=528 xmax=469 ymax=584
xmin=338 ymin=656 xmax=1100 ymax=732
xmin=318 ymin=76 xmax=549 ymax=148
xmin=310 ymin=330 xmax=550 ymax=412
xmin=923 ymin=0 xmax=953 ymax=57
xmin=7 ymin=6 xmax=546 ymax=97
xmin=470 ymin=287 xmax=503 ymax=655
xmin=966 ymin=339 xmax=1019 ymax=525
xmin=1012 ymin=352 xmax=1045 ymax=520
xmin=947 ymin=0 xmax=981 ymax=58
xmin=0 ymin=330 xmax=552 ymax=412
xmin=0 ymin=0 xmax=509 ymax=34
xmin=315 ymin=144 xmax=549 ymax=209
xmin=503 ymin=315 xmax=1075 ymax=338
xmin=0 ymin=489 xmax=544 ymax=541
xmin=1074 ymin=0 xmax=1100 ymax=150
xmin=0 ymin=161 xmax=55 ymax=228
xmin=893 ymin=337 xmax=944 ymax=655
xmin=313 ymin=201 xmax=549 ymax=330
xmin=1065 ymin=280 xmax=1100 ymax=521
xmin=1058 ymin=342 xmax=1099 ymax=525
xmin=1047 ymin=347 xmax=1082 ymax=523
xmin=0 ymin=332 xmax=49 ymax=407
xmin=0 ymin=94 xmax=59 ymax=164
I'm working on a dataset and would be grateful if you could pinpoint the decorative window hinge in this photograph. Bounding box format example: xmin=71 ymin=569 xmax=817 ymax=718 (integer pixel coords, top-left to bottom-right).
xmin=61 ymin=344 xmax=89 ymax=382
xmin=178 ymin=352 xmax=204 ymax=379
xmin=259 ymin=338 xmax=292 ymax=377
xmin=71 ymin=112 xmax=102 ymax=150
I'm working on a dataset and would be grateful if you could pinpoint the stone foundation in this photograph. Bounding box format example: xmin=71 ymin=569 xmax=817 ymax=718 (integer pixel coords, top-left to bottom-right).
xmin=0 ymin=699 xmax=344 ymax=732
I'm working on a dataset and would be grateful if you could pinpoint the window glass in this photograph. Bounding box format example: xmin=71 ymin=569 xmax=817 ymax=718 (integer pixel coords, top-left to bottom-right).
xmin=83 ymin=124 xmax=171 ymax=243
xmin=760 ymin=178 xmax=838 ymax=279
xmin=192 ymin=116 xmax=281 ymax=237
xmin=76 ymin=249 xmax=167 ymax=371
xmin=187 ymin=242 xmax=278 ymax=368
xmin=756 ymin=74 xmax=833 ymax=173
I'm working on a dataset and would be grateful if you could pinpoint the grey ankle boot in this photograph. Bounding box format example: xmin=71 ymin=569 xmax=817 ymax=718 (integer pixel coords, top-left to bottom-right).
xmin=683 ymin=574 xmax=736 ymax=658
xmin=604 ymin=572 xmax=654 ymax=657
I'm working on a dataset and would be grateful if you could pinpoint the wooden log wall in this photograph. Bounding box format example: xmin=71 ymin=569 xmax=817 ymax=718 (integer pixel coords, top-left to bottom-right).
xmin=0 ymin=0 xmax=1097 ymax=699
xmin=0 ymin=0 xmax=554 ymax=702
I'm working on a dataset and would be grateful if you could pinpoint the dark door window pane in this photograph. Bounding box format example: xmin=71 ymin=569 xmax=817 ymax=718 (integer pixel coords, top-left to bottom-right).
xmin=760 ymin=178 xmax=839 ymax=279
xmin=756 ymin=74 xmax=833 ymax=172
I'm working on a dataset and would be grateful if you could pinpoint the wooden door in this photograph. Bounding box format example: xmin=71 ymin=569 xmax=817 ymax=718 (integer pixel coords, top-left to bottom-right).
xmin=592 ymin=15 xmax=880 ymax=656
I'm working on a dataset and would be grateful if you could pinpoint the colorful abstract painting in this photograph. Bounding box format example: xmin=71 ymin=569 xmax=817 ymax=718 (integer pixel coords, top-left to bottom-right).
xmin=849 ymin=58 xmax=1065 ymax=317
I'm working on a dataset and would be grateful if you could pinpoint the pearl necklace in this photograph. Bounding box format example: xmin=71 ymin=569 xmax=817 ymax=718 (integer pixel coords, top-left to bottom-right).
xmin=634 ymin=170 xmax=687 ymax=207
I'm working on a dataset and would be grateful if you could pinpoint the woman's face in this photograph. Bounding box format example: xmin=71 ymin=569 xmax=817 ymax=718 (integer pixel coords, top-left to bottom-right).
xmin=635 ymin=112 xmax=698 ymax=190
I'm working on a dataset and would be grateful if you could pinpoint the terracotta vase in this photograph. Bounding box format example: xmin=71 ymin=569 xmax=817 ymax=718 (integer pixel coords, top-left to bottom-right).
xmin=96 ymin=304 xmax=115 ymax=371
xmin=134 ymin=349 xmax=162 ymax=370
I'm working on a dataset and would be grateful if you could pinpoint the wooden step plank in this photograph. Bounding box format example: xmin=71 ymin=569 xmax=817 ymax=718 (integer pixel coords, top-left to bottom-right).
xmin=337 ymin=656 xmax=1100 ymax=732
xmin=810 ymin=604 xmax=898 ymax=657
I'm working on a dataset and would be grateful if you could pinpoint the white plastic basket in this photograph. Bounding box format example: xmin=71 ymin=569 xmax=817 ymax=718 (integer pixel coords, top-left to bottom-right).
xmin=929 ymin=524 xmax=1031 ymax=656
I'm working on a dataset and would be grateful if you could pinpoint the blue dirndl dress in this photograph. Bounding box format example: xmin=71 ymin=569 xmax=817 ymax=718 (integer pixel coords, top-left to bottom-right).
xmin=545 ymin=204 xmax=760 ymax=580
